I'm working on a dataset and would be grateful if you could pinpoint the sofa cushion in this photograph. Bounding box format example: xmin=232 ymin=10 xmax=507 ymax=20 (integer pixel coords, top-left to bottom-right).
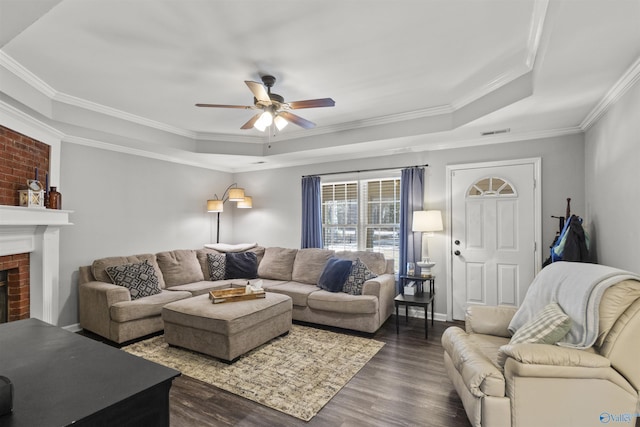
xmin=156 ymin=250 xmax=204 ymax=287
xmin=267 ymin=281 xmax=320 ymax=307
xmin=336 ymin=250 xmax=387 ymax=275
xmin=307 ymin=290 xmax=378 ymax=314
xmin=509 ymin=302 xmax=572 ymax=345
xmin=291 ymin=248 xmax=335 ymax=284
xmin=258 ymin=247 xmax=298 ymax=280
xmin=110 ymin=289 xmax=191 ymax=323
xmin=92 ymin=253 xmax=166 ymax=288
xmin=318 ymin=258 xmax=352 ymax=292
xmin=225 ymin=252 xmax=258 ymax=279
xmin=343 ymin=258 xmax=378 ymax=295
xmin=206 ymin=253 xmax=226 ymax=281
xmin=105 ymin=260 xmax=162 ymax=300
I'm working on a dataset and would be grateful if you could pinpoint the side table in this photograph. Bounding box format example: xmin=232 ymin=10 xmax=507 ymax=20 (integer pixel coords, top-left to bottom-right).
xmin=395 ymin=275 xmax=435 ymax=339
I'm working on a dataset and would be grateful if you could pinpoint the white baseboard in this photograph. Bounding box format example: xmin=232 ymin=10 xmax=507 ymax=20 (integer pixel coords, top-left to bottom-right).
xmin=62 ymin=323 xmax=81 ymax=332
xmin=400 ymin=306 xmax=447 ymax=323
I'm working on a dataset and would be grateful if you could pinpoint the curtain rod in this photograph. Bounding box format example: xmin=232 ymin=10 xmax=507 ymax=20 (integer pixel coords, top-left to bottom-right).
xmin=303 ymin=164 xmax=428 ymax=178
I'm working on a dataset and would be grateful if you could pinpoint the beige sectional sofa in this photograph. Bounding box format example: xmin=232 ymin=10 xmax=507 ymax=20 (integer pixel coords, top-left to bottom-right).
xmin=79 ymin=246 xmax=395 ymax=343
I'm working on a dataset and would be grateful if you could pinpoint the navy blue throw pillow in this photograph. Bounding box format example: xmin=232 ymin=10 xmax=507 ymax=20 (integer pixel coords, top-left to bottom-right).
xmin=318 ymin=258 xmax=353 ymax=292
xmin=225 ymin=252 xmax=258 ymax=279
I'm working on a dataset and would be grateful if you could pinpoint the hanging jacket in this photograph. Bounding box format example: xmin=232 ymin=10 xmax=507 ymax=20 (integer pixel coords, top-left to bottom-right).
xmin=549 ymin=215 xmax=590 ymax=264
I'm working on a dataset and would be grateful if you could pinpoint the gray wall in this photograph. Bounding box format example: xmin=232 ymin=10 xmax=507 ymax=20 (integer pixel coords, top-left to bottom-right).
xmin=585 ymin=78 xmax=640 ymax=272
xmin=234 ymin=133 xmax=586 ymax=317
xmin=57 ymin=143 xmax=232 ymax=326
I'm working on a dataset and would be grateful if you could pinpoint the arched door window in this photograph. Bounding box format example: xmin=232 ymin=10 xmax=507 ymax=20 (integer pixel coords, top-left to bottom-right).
xmin=467 ymin=177 xmax=516 ymax=197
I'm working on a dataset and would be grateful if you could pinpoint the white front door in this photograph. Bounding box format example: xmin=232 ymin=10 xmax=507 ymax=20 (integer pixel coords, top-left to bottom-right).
xmin=449 ymin=160 xmax=540 ymax=320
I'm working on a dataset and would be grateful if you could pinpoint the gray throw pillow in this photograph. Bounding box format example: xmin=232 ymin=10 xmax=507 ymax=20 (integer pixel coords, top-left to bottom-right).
xmin=105 ymin=260 xmax=162 ymax=300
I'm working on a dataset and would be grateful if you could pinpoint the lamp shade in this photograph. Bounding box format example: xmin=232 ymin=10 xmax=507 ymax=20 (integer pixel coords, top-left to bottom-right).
xmin=207 ymin=199 xmax=224 ymax=213
xmin=412 ymin=210 xmax=443 ymax=232
xmin=227 ymin=187 xmax=245 ymax=201
xmin=237 ymin=196 xmax=252 ymax=209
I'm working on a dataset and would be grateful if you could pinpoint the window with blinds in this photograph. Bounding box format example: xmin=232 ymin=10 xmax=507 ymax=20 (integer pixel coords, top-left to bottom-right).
xmin=322 ymin=177 xmax=401 ymax=271
xmin=322 ymin=182 xmax=358 ymax=251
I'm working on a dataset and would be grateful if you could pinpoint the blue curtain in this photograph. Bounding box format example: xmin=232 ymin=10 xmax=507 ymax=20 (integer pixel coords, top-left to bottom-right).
xmin=399 ymin=167 xmax=424 ymax=291
xmin=301 ymin=175 xmax=323 ymax=248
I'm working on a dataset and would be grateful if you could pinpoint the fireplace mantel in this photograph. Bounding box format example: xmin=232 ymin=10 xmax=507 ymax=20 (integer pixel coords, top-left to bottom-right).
xmin=0 ymin=205 xmax=73 ymax=325
xmin=0 ymin=205 xmax=72 ymax=227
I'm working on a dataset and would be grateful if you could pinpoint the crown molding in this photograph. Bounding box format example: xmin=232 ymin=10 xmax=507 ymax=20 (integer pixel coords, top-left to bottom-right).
xmin=52 ymin=92 xmax=196 ymax=139
xmin=0 ymin=99 xmax=64 ymax=140
xmin=526 ymin=0 xmax=549 ymax=68
xmin=580 ymin=55 xmax=640 ymax=131
xmin=402 ymin=126 xmax=583 ymax=153
xmin=272 ymin=104 xmax=455 ymax=142
xmin=0 ymin=51 xmax=57 ymax=98
xmin=63 ymin=134 xmax=235 ymax=172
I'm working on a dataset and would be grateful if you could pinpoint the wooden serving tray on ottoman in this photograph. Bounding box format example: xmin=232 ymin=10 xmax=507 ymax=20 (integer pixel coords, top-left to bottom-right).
xmin=209 ymin=287 xmax=266 ymax=304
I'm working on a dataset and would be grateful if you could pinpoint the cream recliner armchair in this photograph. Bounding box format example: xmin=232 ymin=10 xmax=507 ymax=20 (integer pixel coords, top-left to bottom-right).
xmin=442 ymin=277 xmax=640 ymax=427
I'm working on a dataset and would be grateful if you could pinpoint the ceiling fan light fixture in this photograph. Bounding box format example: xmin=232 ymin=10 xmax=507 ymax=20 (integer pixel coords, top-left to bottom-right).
xmin=274 ymin=115 xmax=288 ymax=131
xmin=254 ymin=110 xmax=273 ymax=131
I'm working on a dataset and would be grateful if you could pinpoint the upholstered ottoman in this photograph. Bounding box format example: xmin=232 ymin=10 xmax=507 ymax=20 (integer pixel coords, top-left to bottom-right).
xmin=161 ymin=292 xmax=292 ymax=362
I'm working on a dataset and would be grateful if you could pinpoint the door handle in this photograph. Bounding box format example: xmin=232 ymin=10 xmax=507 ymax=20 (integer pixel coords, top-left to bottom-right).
xmin=454 ymin=250 xmax=461 ymax=256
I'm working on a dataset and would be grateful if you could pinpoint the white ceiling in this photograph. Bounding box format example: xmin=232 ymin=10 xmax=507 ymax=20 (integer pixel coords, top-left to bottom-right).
xmin=1 ymin=0 xmax=639 ymax=172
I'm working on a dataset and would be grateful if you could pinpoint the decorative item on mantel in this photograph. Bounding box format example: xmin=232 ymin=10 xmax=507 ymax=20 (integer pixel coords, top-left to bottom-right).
xmin=48 ymin=187 xmax=62 ymax=210
xmin=19 ymin=179 xmax=45 ymax=208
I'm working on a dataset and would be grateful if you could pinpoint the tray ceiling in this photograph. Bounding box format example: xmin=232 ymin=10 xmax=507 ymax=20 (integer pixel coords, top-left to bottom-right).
xmin=1 ymin=0 xmax=639 ymax=171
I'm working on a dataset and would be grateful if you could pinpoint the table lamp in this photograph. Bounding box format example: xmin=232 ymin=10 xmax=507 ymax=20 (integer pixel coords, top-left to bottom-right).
xmin=412 ymin=210 xmax=443 ymax=276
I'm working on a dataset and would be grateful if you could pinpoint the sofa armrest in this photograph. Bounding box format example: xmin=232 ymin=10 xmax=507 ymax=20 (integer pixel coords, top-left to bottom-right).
xmin=79 ymin=281 xmax=130 ymax=338
xmin=499 ymin=343 xmax=610 ymax=368
xmin=363 ymin=273 xmax=396 ymax=321
xmin=362 ymin=273 xmax=393 ymax=297
xmin=465 ymin=305 xmax=517 ymax=338
xmin=502 ymin=345 xmax=637 ymax=397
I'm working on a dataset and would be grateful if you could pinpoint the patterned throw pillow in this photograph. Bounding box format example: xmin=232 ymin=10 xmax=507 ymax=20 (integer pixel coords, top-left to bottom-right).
xmin=509 ymin=302 xmax=572 ymax=345
xmin=105 ymin=260 xmax=162 ymax=300
xmin=343 ymin=258 xmax=377 ymax=295
xmin=206 ymin=253 xmax=226 ymax=281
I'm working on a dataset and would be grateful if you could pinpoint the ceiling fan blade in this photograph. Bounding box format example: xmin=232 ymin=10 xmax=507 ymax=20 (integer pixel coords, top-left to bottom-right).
xmin=240 ymin=113 xmax=262 ymax=130
xmin=278 ymin=111 xmax=316 ymax=129
xmin=195 ymin=103 xmax=252 ymax=109
xmin=245 ymin=81 xmax=271 ymax=104
xmin=288 ymin=98 xmax=335 ymax=109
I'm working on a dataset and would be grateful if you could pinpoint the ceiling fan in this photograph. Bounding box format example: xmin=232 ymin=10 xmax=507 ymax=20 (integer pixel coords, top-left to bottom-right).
xmin=196 ymin=75 xmax=335 ymax=131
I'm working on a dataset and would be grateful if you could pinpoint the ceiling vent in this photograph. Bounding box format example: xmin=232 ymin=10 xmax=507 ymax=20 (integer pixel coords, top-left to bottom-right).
xmin=481 ymin=128 xmax=511 ymax=136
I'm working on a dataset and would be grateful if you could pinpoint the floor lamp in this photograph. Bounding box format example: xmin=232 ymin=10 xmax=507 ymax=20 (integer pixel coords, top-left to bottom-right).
xmin=207 ymin=183 xmax=252 ymax=243
xmin=412 ymin=210 xmax=443 ymax=277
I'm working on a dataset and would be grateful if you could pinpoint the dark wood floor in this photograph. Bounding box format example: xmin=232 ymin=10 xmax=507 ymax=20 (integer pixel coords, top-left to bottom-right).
xmin=168 ymin=316 xmax=472 ymax=427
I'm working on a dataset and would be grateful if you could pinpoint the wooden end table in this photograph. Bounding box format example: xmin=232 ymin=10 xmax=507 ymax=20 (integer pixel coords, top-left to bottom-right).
xmin=395 ymin=275 xmax=435 ymax=339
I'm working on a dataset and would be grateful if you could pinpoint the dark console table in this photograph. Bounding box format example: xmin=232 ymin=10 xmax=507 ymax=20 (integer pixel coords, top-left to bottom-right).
xmin=0 ymin=318 xmax=179 ymax=427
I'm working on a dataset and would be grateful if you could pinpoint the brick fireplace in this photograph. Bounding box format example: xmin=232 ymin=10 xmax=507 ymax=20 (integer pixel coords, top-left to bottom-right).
xmin=0 ymin=124 xmax=70 ymax=325
xmin=0 ymin=253 xmax=30 ymax=322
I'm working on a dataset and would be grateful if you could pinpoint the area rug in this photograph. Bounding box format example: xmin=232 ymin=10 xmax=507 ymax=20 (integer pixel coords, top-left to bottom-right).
xmin=123 ymin=325 xmax=384 ymax=421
